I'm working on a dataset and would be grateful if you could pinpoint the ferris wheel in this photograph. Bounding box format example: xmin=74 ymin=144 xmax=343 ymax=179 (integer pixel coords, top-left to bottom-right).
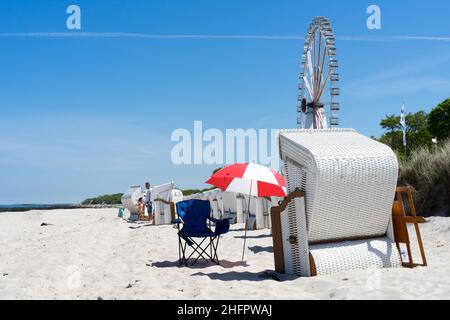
xmin=297 ymin=17 xmax=340 ymax=129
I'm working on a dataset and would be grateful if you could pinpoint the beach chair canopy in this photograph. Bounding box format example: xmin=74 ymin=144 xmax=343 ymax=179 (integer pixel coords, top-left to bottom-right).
xmin=150 ymin=182 xmax=174 ymax=202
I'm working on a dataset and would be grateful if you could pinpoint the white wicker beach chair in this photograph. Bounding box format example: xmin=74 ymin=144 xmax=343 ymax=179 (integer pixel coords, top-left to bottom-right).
xmin=254 ymin=197 xmax=272 ymax=229
xmin=221 ymin=192 xmax=238 ymax=223
xmin=183 ymin=193 xmax=202 ymax=201
xmin=201 ymin=188 xmax=222 ymax=219
xmin=272 ymin=128 xmax=402 ymax=276
xmin=234 ymin=194 xmax=271 ymax=229
xmin=121 ymin=186 xmax=144 ymax=215
xmin=152 ymin=182 xmax=181 ymax=225
xmin=236 ymin=194 xmax=245 ymax=224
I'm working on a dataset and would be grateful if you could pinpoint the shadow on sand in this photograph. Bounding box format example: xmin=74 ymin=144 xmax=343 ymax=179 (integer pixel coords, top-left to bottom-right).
xmin=150 ymin=259 xmax=249 ymax=269
xmin=248 ymin=245 xmax=273 ymax=254
xmin=234 ymin=233 xmax=272 ymax=239
xmin=191 ymin=270 xmax=297 ymax=282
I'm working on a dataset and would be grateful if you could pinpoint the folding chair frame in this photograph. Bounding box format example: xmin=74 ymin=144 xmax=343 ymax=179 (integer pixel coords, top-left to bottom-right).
xmin=178 ymin=235 xmax=221 ymax=266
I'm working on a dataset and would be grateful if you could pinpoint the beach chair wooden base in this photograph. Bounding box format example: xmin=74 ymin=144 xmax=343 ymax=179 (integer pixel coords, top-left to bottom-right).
xmin=271 ymin=191 xmax=403 ymax=276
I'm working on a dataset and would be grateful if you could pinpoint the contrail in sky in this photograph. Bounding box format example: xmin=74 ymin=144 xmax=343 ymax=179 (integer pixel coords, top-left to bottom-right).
xmin=0 ymin=32 xmax=450 ymax=42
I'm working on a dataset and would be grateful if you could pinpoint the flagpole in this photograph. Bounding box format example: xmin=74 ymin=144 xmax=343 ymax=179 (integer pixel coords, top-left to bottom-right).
xmin=404 ymin=143 xmax=407 ymax=161
xmin=400 ymin=102 xmax=407 ymax=161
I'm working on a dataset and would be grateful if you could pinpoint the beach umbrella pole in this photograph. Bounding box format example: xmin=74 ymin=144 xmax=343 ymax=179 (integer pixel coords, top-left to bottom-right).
xmin=241 ymin=181 xmax=252 ymax=261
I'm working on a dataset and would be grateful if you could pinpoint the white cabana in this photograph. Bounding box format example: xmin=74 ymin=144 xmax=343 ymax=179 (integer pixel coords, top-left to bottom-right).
xmin=272 ymin=128 xmax=402 ymax=276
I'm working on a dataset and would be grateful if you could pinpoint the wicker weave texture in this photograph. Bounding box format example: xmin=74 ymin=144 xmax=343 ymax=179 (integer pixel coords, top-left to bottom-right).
xmin=309 ymin=237 xmax=402 ymax=275
xmin=279 ymin=129 xmax=398 ymax=243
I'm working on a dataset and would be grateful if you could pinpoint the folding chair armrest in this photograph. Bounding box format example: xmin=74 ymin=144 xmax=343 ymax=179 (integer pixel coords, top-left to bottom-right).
xmin=208 ymin=216 xmax=221 ymax=224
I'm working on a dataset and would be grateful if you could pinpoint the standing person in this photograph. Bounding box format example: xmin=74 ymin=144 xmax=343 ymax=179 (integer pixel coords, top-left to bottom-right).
xmin=144 ymin=182 xmax=153 ymax=222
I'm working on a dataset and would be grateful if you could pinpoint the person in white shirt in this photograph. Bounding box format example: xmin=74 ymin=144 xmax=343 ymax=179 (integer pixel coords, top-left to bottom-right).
xmin=144 ymin=182 xmax=153 ymax=221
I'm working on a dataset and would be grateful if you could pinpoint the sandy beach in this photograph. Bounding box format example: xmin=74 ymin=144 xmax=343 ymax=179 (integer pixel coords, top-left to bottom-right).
xmin=0 ymin=208 xmax=449 ymax=300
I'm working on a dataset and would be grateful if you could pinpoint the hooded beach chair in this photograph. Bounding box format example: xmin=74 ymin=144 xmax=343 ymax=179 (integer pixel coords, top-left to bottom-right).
xmin=175 ymin=199 xmax=230 ymax=266
xmin=221 ymin=192 xmax=238 ymax=224
xmin=271 ymin=128 xmax=404 ymax=276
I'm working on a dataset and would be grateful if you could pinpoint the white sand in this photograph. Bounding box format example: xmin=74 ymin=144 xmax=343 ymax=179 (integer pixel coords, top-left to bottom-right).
xmin=0 ymin=208 xmax=449 ymax=300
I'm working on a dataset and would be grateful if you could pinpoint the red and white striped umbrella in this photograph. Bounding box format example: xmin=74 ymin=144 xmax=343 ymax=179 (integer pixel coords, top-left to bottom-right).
xmin=205 ymin=163 xmax=286 ymax=197
xmin=206 ymin=163 xmax=286 ymax=261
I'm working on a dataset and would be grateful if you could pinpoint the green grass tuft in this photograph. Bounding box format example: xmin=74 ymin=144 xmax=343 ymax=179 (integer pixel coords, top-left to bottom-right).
xmin=398 ymin=139 xmax=450 ymax=216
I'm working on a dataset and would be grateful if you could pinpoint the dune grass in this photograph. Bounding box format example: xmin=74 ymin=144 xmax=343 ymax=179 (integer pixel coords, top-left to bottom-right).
xmin=398 ymin=139 xmax=450 ymax=216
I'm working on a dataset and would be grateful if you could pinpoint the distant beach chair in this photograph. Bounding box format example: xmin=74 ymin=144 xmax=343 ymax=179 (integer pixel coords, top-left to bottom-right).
xmin=271 ymin=129 xmax=405 ymax=276
xmin=174 ymin=199 xmax=230 ymax=266
xmin=221 ymin=192 xmax=238 ymax=224
xmin=244 ymin=211 xmax=257 ymax=231
xmin=152 ymin=182 xmax=183 ymax=225
xmin=222 ymin=209 xmax=236 ymax=224
xmin=236 ymin=194 xmax=245 ymax=224
xmin=254 ymin=197 xmax=272 ymax=229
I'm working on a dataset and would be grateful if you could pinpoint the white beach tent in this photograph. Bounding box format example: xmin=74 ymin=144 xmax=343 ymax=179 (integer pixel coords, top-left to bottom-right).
xmin=272 ymin=128 xmax=402 ymax=276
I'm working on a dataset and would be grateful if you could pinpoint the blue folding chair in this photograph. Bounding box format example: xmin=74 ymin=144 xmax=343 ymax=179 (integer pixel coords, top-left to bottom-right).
xmin=174 ymin=199 xmax=230 ymax=266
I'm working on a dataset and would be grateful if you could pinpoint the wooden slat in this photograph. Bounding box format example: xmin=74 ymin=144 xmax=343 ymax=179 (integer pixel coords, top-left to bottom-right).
xmin=309 ymin=253 xmax=317 ymax=276
xmin=270 ymin=191 xmax=304 ymax=274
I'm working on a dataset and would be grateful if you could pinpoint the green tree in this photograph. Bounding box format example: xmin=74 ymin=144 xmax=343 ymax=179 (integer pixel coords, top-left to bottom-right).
xmin=180 ymin=189 xmax=202 ymax=196
xmin=428 ymin=98 xmax=450 ymax=141
xmin=380 ymin=114 xmax=401 ymax=150
xmin=378 ymin=111 xmax=432 ymax=158
xmin=82 ymin=193 xmax=123 ymax=205
xmin=404 ymin=111 xmax=432 ymax=153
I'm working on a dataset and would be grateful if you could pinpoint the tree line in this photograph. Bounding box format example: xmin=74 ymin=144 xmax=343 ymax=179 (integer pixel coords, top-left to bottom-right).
xmin=378 ymin=98 xmax=450 ymax=158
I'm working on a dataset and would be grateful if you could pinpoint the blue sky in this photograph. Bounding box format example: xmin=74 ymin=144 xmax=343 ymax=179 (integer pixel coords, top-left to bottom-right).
xmin=1 ymin=0 xmax=449 ymax=204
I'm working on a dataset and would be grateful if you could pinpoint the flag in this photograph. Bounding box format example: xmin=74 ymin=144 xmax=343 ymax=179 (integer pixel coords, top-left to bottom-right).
xmin=400 ymin=103 xmax=406 ymax=147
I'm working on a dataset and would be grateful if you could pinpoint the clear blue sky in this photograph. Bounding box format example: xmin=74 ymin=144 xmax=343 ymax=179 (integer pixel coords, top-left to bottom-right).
xmin=1 ymin=0 xmax=449 ymax=204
